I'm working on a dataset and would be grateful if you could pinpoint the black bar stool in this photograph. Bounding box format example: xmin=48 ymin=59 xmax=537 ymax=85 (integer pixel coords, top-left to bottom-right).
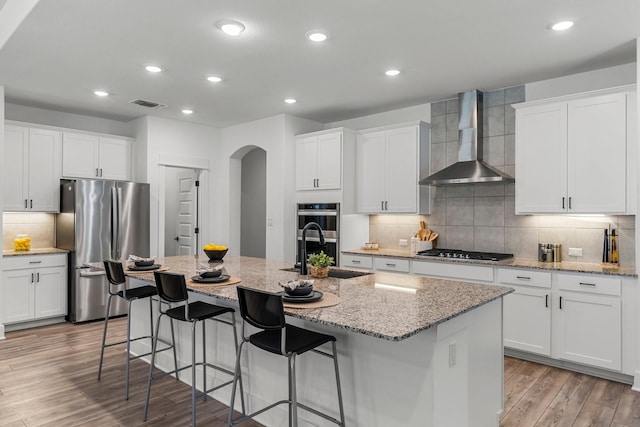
xmin=228 ymin=286 xmax=345 ymax=427
xmin=144 ymin=271 xmax=245 ymax=427
xmin=98 ymin=260 xmax=176 ymax=400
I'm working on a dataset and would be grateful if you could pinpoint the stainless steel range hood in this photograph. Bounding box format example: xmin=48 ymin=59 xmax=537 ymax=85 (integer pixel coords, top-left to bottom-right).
xmin=420 ymin=90 xmax=514 ymax=186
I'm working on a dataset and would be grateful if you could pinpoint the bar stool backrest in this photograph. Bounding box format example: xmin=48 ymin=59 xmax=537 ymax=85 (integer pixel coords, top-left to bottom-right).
xmin=153 ymin=271 xmax=189 ymax=303
xmin=104 ymin=260 xmax=126 ymax=286
xmin=236 ymin=286 xmax=285 ymax=331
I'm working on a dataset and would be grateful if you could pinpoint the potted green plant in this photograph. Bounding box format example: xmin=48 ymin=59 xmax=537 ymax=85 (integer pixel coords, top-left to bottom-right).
xmin=306 ymin=251 xmax=334 ymax=278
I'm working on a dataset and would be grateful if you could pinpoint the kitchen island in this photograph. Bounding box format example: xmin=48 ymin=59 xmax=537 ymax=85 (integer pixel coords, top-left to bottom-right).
xmin=122 ymin=255 xmax=513 ymax=427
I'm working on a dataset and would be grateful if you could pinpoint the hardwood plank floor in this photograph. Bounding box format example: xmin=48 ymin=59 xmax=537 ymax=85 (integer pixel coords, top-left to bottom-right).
xmin=0 ymin=318 xmax=261 ymax=427
xmin=501 ymin=357 xmax=640 ymax=427
xmin=1 ymin=320 xmax=639 ymax=426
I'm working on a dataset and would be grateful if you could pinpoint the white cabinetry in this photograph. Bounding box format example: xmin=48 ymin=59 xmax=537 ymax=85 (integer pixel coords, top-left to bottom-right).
xmin=373 ymin=257 xmax=410 ymax=273
xmin=296 ymin=131 xmax=342 ymax=190
xmin=62 ymin=132 xmax=131 ymax=180
xmin=553 ymin=273 xmax=621 ymax=371
xmin=356 ymin=122 xmax=430 ymax=214
xmin=497 ymin=269 xmax=551 ymax=356
xmin=514 ymin=89 xmax=634 ymax=214
xmin=1 ymin=254 xmax=67 ymax=326
xmin=3 ymin=125 xmax=61 ymax=212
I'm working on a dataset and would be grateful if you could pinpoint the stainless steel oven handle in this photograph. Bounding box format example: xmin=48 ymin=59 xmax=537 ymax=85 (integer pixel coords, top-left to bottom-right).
xmin=297 ymin=237 xmax=337 ymax=243
xmin=297 ymin=210 xmax=338 ymax=216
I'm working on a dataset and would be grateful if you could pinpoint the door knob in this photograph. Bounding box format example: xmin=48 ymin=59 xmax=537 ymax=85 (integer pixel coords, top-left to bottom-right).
xmin=174 ymin=236 xmax=179 ymax=241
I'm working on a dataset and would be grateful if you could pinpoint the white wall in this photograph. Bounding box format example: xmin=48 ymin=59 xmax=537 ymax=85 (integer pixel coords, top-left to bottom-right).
xmin=218 ymin=114 xmax=322 ymax=262
xmin=326 ymin=103 xmax=431 ymax=130
xmin=5 ymin=102 xmax=135 ymax=136
xmin=0 ymin=85 xmax=5 ymax=339
xmin=526 ymin=62 xmax=636 ymax=101
xmin=139 ymin=116 xmax=220 ymax=257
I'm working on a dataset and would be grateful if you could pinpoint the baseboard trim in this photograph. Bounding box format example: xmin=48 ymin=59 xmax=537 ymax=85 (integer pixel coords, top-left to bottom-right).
xmin=505 ymin=348 xmax=634 ymax=385
xmin=4 ymin=317 xmax=66 ymax=333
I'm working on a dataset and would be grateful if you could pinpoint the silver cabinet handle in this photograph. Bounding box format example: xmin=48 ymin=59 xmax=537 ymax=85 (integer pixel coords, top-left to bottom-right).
xmin=30 ymin=199 xmax=33 ymax=209
xmin=29 ymin=260 xmax=42 ymax=264
xmin=568 ymin=197 xmax=572 ymax=209
xmin=516 ymin=276 xmax=531 ymax=280
xmin=31 ymin=273 xmax=34 ymax=283
xmin=562 ymin=197 xmax=565 ymax=209
xmin=545 ymin=294 xmax=549 ymax=308
xmin=559 ymin=296 xmax=563 ymax=309
xmin=385 ymin=201 xmax=388 ymax=210
xmin=386 ymin=263 xmax=396 ymax=267
xmin=96 ymin=168 xmax=99 ymax=177
xmin=381 ymin=201 xmax=384 ymax=211
xmin=24 ymin=199 xmax=28 ymax=209
xmin=352 ymin=260 xmax=361 ymax=264
xmin=579 ymin=282 xmax=596 ymax=287
xmin=100 ymin=168 xmax=103 ymax=177
xmin=36 ymin=272 xmax=39 ymax=282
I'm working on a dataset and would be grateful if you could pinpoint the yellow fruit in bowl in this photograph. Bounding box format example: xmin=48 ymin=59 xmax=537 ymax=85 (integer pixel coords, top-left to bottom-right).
xmin=204 ymin=243 xmax=228 ymax=251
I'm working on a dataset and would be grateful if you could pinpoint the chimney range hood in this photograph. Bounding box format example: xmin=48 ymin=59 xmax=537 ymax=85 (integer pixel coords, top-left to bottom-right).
xmin=420 ymin=90 xmax=514 ymax=186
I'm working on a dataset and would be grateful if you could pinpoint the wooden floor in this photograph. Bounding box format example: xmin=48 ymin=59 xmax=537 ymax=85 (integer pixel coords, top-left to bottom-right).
xmin=0 ymin=318 xmax=261 ymax=427
xmin=501 ymin=356 xmax=640 ymax=427
xmin=1 ymin=320 xmax=639 ymax=427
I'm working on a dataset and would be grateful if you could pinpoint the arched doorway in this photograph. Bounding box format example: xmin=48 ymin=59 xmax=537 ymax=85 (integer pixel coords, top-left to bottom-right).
xmin=240 ymin=147 xmax=266 ymax=258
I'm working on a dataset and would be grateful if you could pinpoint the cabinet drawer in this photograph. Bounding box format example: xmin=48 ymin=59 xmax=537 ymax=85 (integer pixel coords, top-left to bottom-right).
xmin=555 ymin=273 xmax=621 ymax=296
xmin=412 ymin=260 xmax=494 ymax=283
xmin=373 ymin=257 xmax=410 ymax=273
xmin=341 ymin=254 xmax=373 ymax=269
xmin=497 ymin=268 xmax=551 ymax=288
xmin=3 ymin=254 xmax=67 ymax=271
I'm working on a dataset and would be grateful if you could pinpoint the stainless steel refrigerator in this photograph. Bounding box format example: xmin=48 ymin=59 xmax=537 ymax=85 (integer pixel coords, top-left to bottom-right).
xmin=56 ymin=179 xmax=150 ymax=323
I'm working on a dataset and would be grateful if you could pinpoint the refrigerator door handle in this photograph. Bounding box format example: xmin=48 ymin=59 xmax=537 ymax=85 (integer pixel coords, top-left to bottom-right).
xmin=111 ymin=187 xmax=119 ymax=260
xmin=79 ymin=270 xmax=107 ymax=277
xmin=117 ymin=187 xmax=123 ymax=260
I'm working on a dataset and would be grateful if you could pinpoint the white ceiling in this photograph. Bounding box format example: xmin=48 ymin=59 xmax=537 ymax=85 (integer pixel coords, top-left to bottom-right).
xmin=0 ymin=0 xmax=637 ymax=127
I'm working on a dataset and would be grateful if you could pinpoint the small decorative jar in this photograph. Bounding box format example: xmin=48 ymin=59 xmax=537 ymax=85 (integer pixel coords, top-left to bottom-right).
xmin=14 ymin=234 xmax=31 ymax=251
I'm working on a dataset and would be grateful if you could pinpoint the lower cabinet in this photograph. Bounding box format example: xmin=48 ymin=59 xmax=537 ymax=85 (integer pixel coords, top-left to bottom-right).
xmin=499 ymin=268 xmax=623 ymax=372
xmin=1 ymin=254 xmax=67 ymax=325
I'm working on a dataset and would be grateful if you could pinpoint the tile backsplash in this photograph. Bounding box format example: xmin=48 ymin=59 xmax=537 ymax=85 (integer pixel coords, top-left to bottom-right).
xmin=368 ymin=85 xmax=636 ymax=266
xmin=2 ymin=213 xmax=56 ymax=249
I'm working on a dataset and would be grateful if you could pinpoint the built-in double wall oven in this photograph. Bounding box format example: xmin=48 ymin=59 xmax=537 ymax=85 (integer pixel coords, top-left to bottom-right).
xmin=296 ymin=203 xmax=339 ymax=267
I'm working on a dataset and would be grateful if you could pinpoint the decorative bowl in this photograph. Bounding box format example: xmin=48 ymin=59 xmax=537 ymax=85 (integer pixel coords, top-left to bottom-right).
xmin=204 ymin=249 xmax=228 ymax=261
xmin=280 ymin=280 xmax=314 ymax=296
xmin=199 ymin=270 xmax=222 ymax=279
xmin=134 ymin=259 xmax=155 ymax=267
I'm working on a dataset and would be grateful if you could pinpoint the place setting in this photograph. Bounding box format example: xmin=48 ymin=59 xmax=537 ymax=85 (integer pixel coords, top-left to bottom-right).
xmin=189 ymin=263 xmax=241 ymax=287
xmin=278 ymin=280 xmax=340 ymax=308
xmin=125 ymin=256 xmax=168 ymax=273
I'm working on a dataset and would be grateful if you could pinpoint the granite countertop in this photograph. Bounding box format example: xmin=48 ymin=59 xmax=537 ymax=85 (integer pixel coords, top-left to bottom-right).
xmin=342 ymin=248 xmax=637 ymax=277
xmin=118 ymin=255 xmax=513 ymax=342
xmin=2 ymin=247 xmax=69 ymax=257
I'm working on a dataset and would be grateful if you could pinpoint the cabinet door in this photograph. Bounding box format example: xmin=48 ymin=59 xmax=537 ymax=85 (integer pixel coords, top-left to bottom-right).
xmin=28 ymin=128 xmax=61 ymax=212
xmin=296 ymin=136 xmax=319 ymax=190
xmin=626 ymin=91 xmax=637 ymax=214
xmin=385 ymin=126 xmax=418 ymax=213
xmin=503 ymin=286 xmax=551 ymax=356
xmin=553 ymin=291 xmax=621 ymax=371
xmin=356 ymin=131 xmax=386 ymax=213
xmin=316 ymin=133 xmax=342 ymax=190
xmin=33 ymin=266 xmax=67 ymax=319
xmin=568 ymin=93 xmax=626 ymax=213
xmin=99 ymin=137 xmax=131 ymax=181
xmin=3 ymin=125 xmax=29 ymax=211
xmin=515 ymin=102 xmax=568 ymax=213
xmin=1 ymin=269 xmax=34 ymax=324
xmin=62 ymin=132 xmax=99 ymax=178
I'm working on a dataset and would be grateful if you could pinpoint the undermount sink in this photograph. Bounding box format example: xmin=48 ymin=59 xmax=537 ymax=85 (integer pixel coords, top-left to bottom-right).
xmin=280 ymin=267 xmax=372 ymax=279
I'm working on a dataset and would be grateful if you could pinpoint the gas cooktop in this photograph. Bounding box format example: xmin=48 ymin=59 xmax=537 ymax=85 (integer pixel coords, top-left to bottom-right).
xmin=417 ymin=248 xmax=514 ymax=261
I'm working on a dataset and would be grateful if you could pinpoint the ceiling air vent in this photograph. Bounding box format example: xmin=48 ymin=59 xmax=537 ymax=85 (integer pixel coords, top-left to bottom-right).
xmin=129 ymin=99 xmax=167 ymax=109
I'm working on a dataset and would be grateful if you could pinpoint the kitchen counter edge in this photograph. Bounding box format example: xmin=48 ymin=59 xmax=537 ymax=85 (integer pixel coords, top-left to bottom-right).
xmin=3 ymin=248 xmax=69 ymax=257
xmin=342 ymin=249 xmax=637 ymax=277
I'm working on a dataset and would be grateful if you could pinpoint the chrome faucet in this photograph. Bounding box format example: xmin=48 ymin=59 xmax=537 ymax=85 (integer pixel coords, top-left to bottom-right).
xmin=300 ymin=221 xmax=325 ymax=275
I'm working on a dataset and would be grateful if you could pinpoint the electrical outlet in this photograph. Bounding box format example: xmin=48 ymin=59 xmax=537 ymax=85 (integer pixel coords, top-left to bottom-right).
xmin=399 ymin=239 xmax=408 ymax=247
xmin=449 ymin=342 xmax=456 ymax=368
xmin=568 ymin=247 xmax=583 ymax=257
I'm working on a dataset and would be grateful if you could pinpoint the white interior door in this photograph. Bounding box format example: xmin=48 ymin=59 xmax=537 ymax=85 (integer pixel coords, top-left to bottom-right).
xmin=164 ymin=168 xmax=197 ymax=256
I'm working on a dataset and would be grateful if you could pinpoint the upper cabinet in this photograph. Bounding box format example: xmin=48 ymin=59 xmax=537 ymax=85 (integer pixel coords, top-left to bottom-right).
xmin=356 ymin=122 xmax=430 ymax=214
xmin=296 ymin=131 xmax=342 ymax=191
xmin=514 ymin=88 xmax=636 ymax=214
xmin=3 ymin=125 xmax=62 ymax=212
xmin=62 ymin=132 xmax=131 ymax=181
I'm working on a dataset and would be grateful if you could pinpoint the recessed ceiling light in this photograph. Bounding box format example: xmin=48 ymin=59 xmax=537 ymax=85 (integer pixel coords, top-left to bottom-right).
xmin=94 ymin=90 xmax=109 ymax=97
xmin=207 ymin=75 xmax=222 ymax=83
xmin=306 ymin=31 xmax=327 ymax=42
xmin=385 ymin=69 xmax=400 ymax=77
xmin=284 ymin=98 xmax=297 ymax=104
xmin=551 ymin=20 xmax=574 ymax=31
xmin=145 ymin=65 xmax=162 ymax=73
xmin=216 ymin=19 xmax=245 ymax=36
xmin=182 ymin=109 xmax=194 ymax=115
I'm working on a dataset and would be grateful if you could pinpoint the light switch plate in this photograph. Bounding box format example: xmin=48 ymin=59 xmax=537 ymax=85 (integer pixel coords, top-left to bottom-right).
xmin=568 ymin=247 xmax=582 ymax=256
xmin=399 ymin=239 xmax=408 ymax=247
